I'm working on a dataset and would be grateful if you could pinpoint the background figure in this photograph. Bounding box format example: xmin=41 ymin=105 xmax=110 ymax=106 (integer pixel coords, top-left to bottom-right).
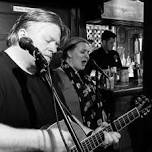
xmin=54 ymin=36 xmax=121 ymax=151
xmin=0 ymin=8 xmax=74 ymax=152
xmin=85 ymin=30 xmax=122 ymax=75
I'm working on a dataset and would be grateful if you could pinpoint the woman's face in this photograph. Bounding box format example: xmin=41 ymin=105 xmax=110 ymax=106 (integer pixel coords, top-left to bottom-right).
xmin=26 ymin=22 xmax=61 ymax=63
xmin=67 ymin=42 xmax=90 ymax=71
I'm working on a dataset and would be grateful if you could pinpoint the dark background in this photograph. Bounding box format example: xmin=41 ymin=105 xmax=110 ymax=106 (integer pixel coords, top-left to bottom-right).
xmin=0 ymin=0 xmax=151 ymax=152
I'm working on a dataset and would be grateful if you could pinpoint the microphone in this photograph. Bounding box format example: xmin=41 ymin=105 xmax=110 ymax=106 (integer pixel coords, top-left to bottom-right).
xmin=91 ymin=59 xmax=109 ymax=79
xmin=91 ymin=59 xmax=112 ymax=89
xmin=19 ymin=37 xmax=49 ymax=69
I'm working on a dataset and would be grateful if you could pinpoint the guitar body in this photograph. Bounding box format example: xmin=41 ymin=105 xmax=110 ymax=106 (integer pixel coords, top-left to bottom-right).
xmin=47 ymin=119 xmax=87 ymax=148
xmin=45 ymin=95 xmax=151 ymax=152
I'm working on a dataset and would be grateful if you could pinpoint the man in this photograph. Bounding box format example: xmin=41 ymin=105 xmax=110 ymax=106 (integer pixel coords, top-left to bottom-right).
xmin=0 ymin=9 xmax=120 ymax=152
xmin=0 ymin=8 xmax=72 ymax=152
xmin=85 ymin=30 xmax=122 ymax=75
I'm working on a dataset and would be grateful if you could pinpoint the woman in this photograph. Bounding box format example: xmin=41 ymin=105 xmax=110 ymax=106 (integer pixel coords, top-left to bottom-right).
xmin=54 ymin=37 xmax=121 ymax=151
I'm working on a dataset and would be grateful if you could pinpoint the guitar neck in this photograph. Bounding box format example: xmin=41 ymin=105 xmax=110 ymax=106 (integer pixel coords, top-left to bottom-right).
xmin=70 ymin=107 xmax=140 ymax=152
xmin=111 ymin=107 xmax=140 ymax=132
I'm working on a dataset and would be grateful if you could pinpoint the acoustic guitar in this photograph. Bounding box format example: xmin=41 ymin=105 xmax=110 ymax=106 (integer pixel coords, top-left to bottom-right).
xmin=47 ymin=95 xmax=151 ymax=152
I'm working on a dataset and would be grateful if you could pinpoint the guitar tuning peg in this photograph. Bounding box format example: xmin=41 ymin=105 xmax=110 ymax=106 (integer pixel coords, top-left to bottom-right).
xmin=141 ymin=115 xmax=144 ymax=118
xmin=135 ymin=100 xmax=139 ymax=106
xmin=147 ymin=109 xmax=150 ymax=113
xmin=145 ymin=98 xmax=150 ymax=102
xmin=144 ymin=112 xmax=148 ymax=115
xmin=141 ymin=94 xmax=145 ymax=97
xmin=137 ymin=97 xmax=142 ymax=102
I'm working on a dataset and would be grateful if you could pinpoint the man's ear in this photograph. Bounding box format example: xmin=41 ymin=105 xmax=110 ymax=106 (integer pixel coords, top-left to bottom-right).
xmin=101 ymin=40 xmax=106 ymax=43
xmin=18 ymin=29 xmax=27 ymax=40
xmin=102 ymin=40 xmax=106 ymax=44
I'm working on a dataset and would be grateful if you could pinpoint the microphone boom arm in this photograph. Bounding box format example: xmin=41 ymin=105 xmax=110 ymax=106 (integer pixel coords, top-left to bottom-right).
xmin=91 ymin=59 xmax=111 ymax=89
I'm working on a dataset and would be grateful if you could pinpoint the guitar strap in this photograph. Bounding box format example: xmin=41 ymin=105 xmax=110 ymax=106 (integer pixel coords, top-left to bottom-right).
xmin=53 ymin=67 xmax=83 ymax=123
xmin=52 ymin=69 xmax=84 ymax=125
xmin=52 ymin=69 xmax=89 ymax=136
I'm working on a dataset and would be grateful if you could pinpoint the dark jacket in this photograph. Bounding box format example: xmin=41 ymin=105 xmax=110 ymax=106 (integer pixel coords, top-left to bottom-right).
xmin=85 ymin=46 xmax=122 ymax=74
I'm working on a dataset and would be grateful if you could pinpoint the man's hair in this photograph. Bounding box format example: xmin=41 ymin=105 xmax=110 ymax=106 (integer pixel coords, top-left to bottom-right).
xmin=62 ymin=36 xmax=90 ymax=59
xmin=7 ymin=8 xmax=70 ymax=48
xmin=101 ymin=30 xmax=116 ymax=41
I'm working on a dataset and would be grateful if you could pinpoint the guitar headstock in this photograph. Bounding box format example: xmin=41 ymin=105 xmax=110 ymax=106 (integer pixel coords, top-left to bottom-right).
xmin=135 ymin=95 xmax=152 ymax=118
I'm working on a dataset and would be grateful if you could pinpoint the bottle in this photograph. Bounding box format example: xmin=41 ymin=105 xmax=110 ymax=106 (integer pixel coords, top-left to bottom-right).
xmin=111 ymin=66 xmax=117 ymax=84
xmin=133 ymin=62 xmax=139 ymax=81
xmin=128 ymin=60 xmax=134 ymax=81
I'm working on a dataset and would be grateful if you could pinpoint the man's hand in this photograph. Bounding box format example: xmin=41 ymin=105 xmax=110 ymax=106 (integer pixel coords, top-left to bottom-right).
xmin=46 ymin=128 xmax=73 ymax=152
xmin=103 ymin=131 xmax=121 ymax=146
xmin=94 ymin=122 xmax=121 ymax=148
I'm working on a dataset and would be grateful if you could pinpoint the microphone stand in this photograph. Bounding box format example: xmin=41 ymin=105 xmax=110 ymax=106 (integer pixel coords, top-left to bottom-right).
xmin=91 ymin=59 xmax=111 ymax=89
xmin=40 ymin=65 xmax=84 ymax=152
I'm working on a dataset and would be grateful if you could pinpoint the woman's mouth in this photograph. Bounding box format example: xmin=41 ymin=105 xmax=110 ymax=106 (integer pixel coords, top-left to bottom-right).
xmin=81 ymin=60 xmax=88 ymax=66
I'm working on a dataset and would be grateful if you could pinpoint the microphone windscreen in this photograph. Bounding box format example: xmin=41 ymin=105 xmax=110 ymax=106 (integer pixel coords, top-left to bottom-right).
xmin=19 ymin=37 xmax=38 ymax=56
xmin=19 ymin=37 xmax=49 ymax=70
xmin=19 ymin=37 xmax=33 ymax=50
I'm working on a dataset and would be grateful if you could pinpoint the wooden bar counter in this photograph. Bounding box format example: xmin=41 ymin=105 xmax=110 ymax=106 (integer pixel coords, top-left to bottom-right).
xmin=109 ymin=80 xmax=144 ymax=152
xmin=113 ymin=80 xmax=143 ymax=96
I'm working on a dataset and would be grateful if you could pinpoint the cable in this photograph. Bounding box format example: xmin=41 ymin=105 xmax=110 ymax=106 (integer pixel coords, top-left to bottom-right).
xmin=46 ymin=67 xmax=70 ymax=151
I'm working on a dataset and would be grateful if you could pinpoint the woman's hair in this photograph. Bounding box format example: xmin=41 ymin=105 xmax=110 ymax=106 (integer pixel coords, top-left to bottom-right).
xmin=62 ymin=36 xmax=90 ymax=59
xmin=7 ymin=8 xmax=70 ymax=48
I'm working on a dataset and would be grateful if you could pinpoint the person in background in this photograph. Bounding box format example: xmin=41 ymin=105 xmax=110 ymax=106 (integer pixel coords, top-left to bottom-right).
xmin=54 ymin=36 xmax=121 ymax=151
xmin=0 ymin=8 xmax=74 ymax=152
xmin=85 ymin=30 xmax=122 ymax=75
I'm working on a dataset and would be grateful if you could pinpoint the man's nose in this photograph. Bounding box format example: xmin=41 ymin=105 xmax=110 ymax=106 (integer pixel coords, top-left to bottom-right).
xmin=48 ymin=42 xmax=58 ymax=53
